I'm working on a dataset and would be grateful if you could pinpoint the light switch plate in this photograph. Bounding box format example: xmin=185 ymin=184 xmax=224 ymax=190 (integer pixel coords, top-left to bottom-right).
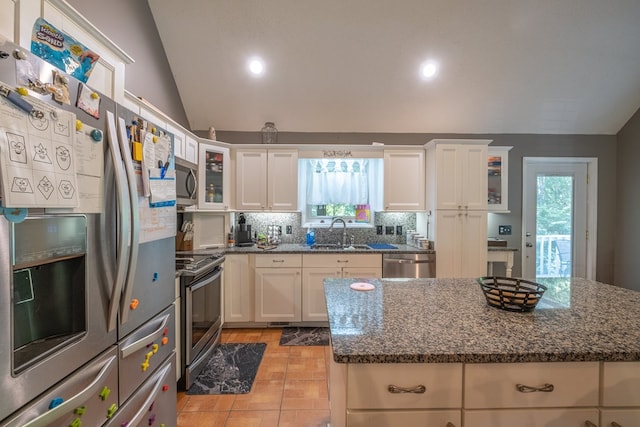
xmin=385 ymin=226 xmax=394 ymax=235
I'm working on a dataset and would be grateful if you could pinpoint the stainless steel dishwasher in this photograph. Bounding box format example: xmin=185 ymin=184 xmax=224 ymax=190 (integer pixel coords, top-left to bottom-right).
xmin=382 ymin=253 xmax=436 ymax=278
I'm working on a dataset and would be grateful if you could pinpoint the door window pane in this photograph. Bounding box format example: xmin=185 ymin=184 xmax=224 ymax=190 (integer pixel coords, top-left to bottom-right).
xmin=536 ymin=175 xmax=573 ymax=277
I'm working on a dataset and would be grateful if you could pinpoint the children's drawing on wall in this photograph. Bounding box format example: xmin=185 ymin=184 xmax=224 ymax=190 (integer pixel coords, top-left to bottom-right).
xmin=0 ymin=81 xmax=78 ymax=208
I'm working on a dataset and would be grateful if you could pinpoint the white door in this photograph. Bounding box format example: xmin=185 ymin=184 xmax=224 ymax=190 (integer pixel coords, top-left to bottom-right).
xmin=522 ymin=158 xmax=597 ymax=279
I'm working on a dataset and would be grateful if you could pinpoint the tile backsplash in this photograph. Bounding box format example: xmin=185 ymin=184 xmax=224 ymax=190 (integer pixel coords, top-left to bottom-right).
xmin=239 ymin=212 xmax=416 ymax=245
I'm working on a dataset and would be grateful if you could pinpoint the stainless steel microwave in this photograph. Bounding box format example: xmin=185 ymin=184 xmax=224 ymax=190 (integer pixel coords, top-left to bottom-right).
xmin=175 ymin=157 xmax=198 ymax=206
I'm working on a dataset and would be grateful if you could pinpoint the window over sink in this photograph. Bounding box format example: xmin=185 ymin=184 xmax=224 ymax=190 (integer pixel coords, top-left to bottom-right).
xmin=298 ymin=158 xmax=383 ymax=228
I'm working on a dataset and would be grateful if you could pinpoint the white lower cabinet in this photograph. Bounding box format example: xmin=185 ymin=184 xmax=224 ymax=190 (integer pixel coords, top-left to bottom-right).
xmin=330 ymin=360 xmax=612 ymax=427
xmin=463 ymin=408 xmax=599 ymax=427
xmin=254 ymin=254 xmax=302 ymax=322
xmin=348 ymin=410 xmax=461 ymax=427
xmin=302 ymin=254 xmax=381 ymax=322
xmin=347 ymin=363 xmax=463 ymax=409
xmin=223 ymin=254 xmax=252 ymax=323
xmin=464 ymin=362 xmax=599 ymax=409
xmin=601 ymin=361 xmax=640 ymax=426
xmin=434 ymin=209 xmax=487 ymax=278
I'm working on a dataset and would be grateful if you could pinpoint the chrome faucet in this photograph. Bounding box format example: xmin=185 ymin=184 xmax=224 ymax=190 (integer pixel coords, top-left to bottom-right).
xmin=329 ymin=217 xmax=347 ymax=246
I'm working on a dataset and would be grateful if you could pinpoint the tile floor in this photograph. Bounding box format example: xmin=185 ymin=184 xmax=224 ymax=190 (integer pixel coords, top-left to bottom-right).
xmin=177 ymin=328 xmax=331 ymax=427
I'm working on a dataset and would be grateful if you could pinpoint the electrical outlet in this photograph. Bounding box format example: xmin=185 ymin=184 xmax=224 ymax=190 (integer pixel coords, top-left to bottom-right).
xmin=286 ymin=225 xmax=292 ymax=234
xmin=396 ymin=225 xmax=403 ymax=235
xmin=385 ymin=226 xmax=394 ymax=235
xmin=498 ymin=225 xmax=512 ymax=235
xmin=376 ymin=225 xmax=383 ymax=235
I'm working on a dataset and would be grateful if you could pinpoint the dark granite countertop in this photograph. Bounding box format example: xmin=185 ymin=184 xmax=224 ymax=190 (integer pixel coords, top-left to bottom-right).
xmin=324 ymin=277 xmax=640 ymax=364
xmin=224 ymin=243 xmax=434 ymax=254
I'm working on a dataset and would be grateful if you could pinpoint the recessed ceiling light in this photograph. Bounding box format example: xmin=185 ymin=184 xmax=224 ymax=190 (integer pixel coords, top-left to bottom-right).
xmin=248 ymin=58 xmax=265 ymax=76
xmin=420 ymin=61 xmax=438 ymax=80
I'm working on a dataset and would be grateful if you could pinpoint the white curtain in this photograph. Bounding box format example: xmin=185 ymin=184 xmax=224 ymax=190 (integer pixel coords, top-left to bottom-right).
xmin=306 ymin=159 xmax=369 ymax=205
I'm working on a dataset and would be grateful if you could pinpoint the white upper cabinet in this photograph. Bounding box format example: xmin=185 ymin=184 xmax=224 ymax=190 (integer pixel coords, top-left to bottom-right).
xmin=183 ymin=135 xmax=199 ymax=165
xmin=13 ymin=0 xmax=134 ymax=102
xmin=426 ymin=139 xmax=491 ymax=211
xmin=383 ymin=149 xmax=425 ymax=211
xmin=235 ymin=148 xmax=298 ymax=211
xmin=488 ymin=146 xmax=512 ymax=212
xmin=198 ymin=143 xmax=231 ymax=210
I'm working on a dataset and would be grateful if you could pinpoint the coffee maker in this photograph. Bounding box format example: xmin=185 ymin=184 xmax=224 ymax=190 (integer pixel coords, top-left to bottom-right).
xmin=236 ymin=213 xmax=253 ymax=247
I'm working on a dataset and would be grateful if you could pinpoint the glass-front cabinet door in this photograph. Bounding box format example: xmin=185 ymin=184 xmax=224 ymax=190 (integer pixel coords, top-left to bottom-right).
xmin=198 ymin=143 xmax=230 ymax=210
xmin=487 ymin=146 xmax=512 ymax=212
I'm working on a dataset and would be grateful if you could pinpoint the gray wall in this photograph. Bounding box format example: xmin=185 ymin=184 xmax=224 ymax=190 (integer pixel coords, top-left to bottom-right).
xmin=616 ymin=107 xmax=640 ymax=291
xmin=66 ymin=0 xmax=189 ymax=128
xmin=66 ymin=1 xmax=624 ymax=286
xmin=216 ymin=131 xmax=617 ymax=284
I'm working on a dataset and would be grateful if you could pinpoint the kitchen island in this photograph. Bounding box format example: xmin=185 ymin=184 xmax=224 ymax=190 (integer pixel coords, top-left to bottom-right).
xmin=324 ymin=277 xmax=640 ymax=427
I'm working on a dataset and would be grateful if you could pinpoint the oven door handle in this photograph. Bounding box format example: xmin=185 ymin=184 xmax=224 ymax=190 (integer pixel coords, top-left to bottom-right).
xmin=189 ymin=268 xmax=223 ymax=292
xmin=18 ymin=355 xmax=117 ymax=427
xmin=120 ymin=312 xmax=171 ymax=359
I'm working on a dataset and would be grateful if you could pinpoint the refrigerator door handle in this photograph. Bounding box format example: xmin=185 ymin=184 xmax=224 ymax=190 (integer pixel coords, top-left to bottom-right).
xmin=116 ymin=116 xmax=141 ymax=324
xmin=120 ymin=312 xmax=171 ymax=358
xmin=116 ymin=362 xmax=172 ymax=427
xmin=18 ymin=355 xmax=117 ymax=427
xmin=105 ymin=111 xmax=131 ymax=331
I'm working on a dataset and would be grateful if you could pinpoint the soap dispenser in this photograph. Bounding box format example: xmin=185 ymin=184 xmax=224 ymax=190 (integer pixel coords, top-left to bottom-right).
xmin=306 ymin=228 xmax=315 ymax=245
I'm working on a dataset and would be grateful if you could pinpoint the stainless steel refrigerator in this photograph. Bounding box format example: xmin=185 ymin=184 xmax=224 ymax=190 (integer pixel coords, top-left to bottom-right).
xmin=0 ymin=40 xmax=177 ymax=426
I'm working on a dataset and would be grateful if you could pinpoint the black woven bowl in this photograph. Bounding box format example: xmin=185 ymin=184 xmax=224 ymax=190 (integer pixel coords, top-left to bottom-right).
xmin=477 ymin=276 xmax=547 ymax=312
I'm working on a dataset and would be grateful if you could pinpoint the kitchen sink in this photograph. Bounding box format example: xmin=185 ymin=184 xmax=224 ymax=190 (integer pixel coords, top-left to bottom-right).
xmin=310 ymin=243 xmax=371 ymax=250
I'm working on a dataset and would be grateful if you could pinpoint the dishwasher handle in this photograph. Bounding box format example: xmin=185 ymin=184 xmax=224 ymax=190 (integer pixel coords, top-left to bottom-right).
xmin=384 ymin=259 xmax=434 ymax=264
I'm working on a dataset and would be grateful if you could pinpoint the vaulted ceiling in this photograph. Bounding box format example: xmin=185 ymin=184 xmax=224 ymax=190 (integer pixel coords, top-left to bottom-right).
xmin=148 ymin=0 xmax=640 ymax=134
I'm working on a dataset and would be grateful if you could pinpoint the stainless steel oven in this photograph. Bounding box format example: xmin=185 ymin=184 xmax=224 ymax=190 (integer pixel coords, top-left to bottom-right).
xmin=177 ymin=252 xmax=224 ymax=389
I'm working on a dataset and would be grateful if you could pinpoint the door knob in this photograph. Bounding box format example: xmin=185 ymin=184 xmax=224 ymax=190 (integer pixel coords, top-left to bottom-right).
xmin=526 ymin=242 xmax=533 ymax=247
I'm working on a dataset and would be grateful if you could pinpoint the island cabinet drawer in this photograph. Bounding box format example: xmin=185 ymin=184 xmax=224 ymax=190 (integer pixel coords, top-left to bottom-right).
xmin=602 ymin=361 xmax=640 ymax=406
xmin=464 ymin=362 xmax=599 ymax=409
xmin=255 ymin=253 xmax=302 ymax=268
xmin=601 ymin=409 xmax=640 ymax=426
xmin=463 ymin=408 xmax=599 ymax=427
xmin=347 ymin=409 xmax=460 ymax=427
xmin=347 ymin=363 xmax=463 ymax=409
xmin=303 ymin=254 xmax=381 ymax=269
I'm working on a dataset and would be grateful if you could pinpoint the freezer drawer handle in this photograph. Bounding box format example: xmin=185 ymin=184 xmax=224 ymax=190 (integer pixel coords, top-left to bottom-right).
xmin=117 ymin=362 xmax=172 ymax=427
xmin=121 ymin=313 xmax=171 ymax=358
xmin=516 ymin=383 xmax=554 ymax=393
xmin=387 ymin=384 xmax=426 ymax=394
xmin=20 ymin=355 xmax=117 ymax=427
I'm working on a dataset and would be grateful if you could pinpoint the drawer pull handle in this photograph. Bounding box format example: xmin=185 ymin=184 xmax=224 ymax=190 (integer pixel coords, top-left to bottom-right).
xmin=516 ymin=383 xmax=554 ymax=393
xmin=387 ymin=384 xmax=426 ymax=394
xmin=446 ymin=423 xmax=456 ymax=427
xmin=273 ymin=259 xmax=285 ymax=263
xmin=584 ymin=422 xmax=597 ymax=427
xmin=611 ymin=423 xmax=621 ymax=427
